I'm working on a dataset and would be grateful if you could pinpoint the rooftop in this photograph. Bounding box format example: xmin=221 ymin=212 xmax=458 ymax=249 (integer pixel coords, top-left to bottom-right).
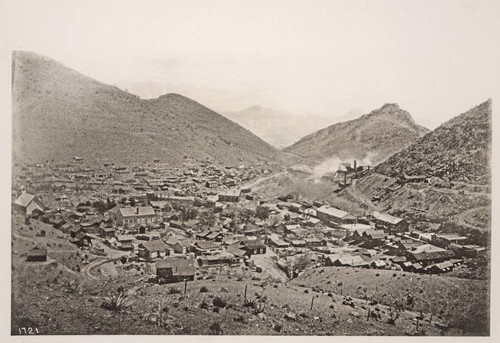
xmin=373 ymin=212 xmax=404 ymax=225
xmin=140 ymin=240 xmax=167 ymax=251
xmin=156 ymin=257 xmax=196 ymax=276
xmin=14 ymin=192 xmax=36 ymax=208
xmin=317 ymin=205 xmax=353 ymax=219
xmin=119 ymin=206 xmax=156 ymax=217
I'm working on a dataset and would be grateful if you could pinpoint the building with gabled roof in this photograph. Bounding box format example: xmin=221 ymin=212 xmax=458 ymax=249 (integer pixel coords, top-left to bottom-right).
xmin=408 ymin=244 xmax=455 ymax=267
xmin=317 ymin=205 xmax=356 ymax=225
xmin=173 ymin=239 xmax=195 ymax=254
xmin=13 ymin=192 xmax=45 ymax=217
xmin=138 ymin=240 xmax=169 ymax=261
xmin=117 ymin=206 xmax=156 ymax=226
xmin=431 ymin=233 xmax=467 ymax=248
xmin=372 ymin=212 xmax=408 ymax=233
xmin=325 ymin=254 xmax=369 ymax=268
xmin=194 ymin=240 xmax=221 ymax=255
xmin=156 ymin=257 xmax=196 ymax=283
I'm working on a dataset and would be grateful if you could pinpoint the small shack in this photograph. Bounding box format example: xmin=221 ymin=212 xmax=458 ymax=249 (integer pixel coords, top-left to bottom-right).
xmin=27 ymin=247 xmax=47 ymax=262
xmin=156 ymin=257 xmax=196 ymax=283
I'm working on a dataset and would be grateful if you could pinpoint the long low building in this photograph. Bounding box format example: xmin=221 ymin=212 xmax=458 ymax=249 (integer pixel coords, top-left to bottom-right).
xmin=325 ymin=253 xmax=369 ymax=268
xmin=316 ymin=205 xmax=357 ymax=225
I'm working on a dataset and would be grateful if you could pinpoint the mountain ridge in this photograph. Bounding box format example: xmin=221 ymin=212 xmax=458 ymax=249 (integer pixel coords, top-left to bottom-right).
xmin=284 ymin=103 xmax=429 ymax=165
xmin=375 ymin=99 xmax=492 ymax=184
xmin=12 ymin=51 xmax=281 ymax=166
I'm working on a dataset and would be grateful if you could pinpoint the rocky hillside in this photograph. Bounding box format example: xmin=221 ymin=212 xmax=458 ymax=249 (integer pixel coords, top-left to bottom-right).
xmin=375 ymin=100 xmax=492 ymax=185
xmin=12 ymin=51 xmax=281 ymax=166
xmin=223 ymin=106 xmax=335 ymax=149
xmin=284 ymin=104 xmax=429 ymax=165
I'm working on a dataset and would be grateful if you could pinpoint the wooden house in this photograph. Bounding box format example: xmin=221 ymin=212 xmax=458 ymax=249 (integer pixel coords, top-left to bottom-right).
xmin=156 ymin=257 xmax=196 ymax=283
xmin=27 ymin=247 xmax=47 ymax=262
xmin=138 ymin=240 xmax=169 ymax=261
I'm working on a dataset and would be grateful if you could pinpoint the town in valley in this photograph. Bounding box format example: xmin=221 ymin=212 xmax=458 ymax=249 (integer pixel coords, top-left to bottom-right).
xmin=7 ymin=1 xmax=495 ymax=337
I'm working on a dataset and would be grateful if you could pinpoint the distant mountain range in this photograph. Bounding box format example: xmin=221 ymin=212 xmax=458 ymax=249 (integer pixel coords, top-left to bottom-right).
xmin=284 ymin=103 xmax=429 ymax=165
xmin=12 ymin=51 xmax=281 ymax=166
xmin=222 ymin=106 xmax=341 ymax=149
xmin=376 ymin=100 xmax=492 ymax=184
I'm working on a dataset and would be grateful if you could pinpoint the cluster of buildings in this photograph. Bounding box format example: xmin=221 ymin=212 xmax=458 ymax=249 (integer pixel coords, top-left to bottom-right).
xmin=12 ymin=157 xmax=487 ymax=284
xmin=12 ymin=159 xmax=271 ymax=211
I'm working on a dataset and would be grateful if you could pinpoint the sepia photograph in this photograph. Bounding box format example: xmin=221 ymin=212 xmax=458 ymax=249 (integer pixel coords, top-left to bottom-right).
xmin=2 ymin=0 xmax=499 ymax=340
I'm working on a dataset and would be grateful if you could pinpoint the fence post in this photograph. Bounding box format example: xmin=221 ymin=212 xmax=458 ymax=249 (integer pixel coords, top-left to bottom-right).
xmin=367 ymin=308 xmax=370 ymax=322
xmin=184 ymin=279 xmax=187 ymax=294
xmin=310 ymin=295 xmax=315 ymax=310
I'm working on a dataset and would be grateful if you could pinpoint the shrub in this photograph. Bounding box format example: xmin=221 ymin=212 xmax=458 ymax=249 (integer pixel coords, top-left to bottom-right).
xmin=168 ymin=286 xmax=182 ymax=294
xmin=233 ymin=315 xmax=248 ymax=324
xmin=200 ymin=286 xmax=209 ymax=293
xmin=213 ymin=296 xmax=227 ymax=308
xmin=199 ymin=300 xmax=209 ymax=310
xmin=274 ymin=323 xmax=283 ymax=332
xmin=101 ymin=288 xmax=128 ymax=312
xmin=209 ymin=321 xmax=223 ymax=335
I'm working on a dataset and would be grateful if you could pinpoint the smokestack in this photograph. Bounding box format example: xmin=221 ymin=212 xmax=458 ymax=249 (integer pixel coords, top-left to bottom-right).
xmin=354 ymin=160 xmax=357 ymax=171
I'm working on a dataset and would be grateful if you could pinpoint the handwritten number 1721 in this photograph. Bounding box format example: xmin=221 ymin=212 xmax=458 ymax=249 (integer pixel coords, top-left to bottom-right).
xmin=18 ymin=327 xmax=39 ymax=335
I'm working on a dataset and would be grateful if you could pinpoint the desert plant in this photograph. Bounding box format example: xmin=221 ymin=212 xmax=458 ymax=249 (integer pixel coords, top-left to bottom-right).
xmin=213 ymin=296 xmax=227 ymax=308
xmin=200 ymin=286 xmax=209 ymax=293
xmin=209 ymin=321 xmax=223 ymax=335
xmin=168 ymin=286 xmax=181 ymax=294
xmin=387 ymin=307 xmax=400 ymax=325
xmin=233 ymin=315 xmax=248 ymax=324
xmin=101 ymin=288 xmax=131 ymax=312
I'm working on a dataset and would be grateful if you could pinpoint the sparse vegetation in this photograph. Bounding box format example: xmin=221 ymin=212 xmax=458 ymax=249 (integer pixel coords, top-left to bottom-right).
xmin=168 ymin=287 xmax=182 ymax=295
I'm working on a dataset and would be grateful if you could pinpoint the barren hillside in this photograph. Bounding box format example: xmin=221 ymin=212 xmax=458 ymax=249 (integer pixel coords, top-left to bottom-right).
xmin=284 ymin=103 xmax=429 ymax=165
xmin=375 ymin=100 xmax=492 ymax=184
xmin=12 ymin=51 xmax=281 ymax=166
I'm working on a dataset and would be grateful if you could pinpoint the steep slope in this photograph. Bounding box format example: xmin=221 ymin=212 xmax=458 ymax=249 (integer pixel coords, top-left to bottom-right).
xmin=12 ymin=51 xmax=280 ymax=166
xmin=223 ymin=106 xmax=336 ymax=149
xmin=375 ymin=100 xmax=492 ymax=185
xmin=334 ymin=100 xmax=492 ymax=231
xmin=283 ymin=104 xmax=429 ymax=165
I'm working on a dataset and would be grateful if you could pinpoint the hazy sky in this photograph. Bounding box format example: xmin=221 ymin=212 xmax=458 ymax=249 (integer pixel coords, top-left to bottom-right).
xmin=3 ymin=0 xmax=500 ymax=129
